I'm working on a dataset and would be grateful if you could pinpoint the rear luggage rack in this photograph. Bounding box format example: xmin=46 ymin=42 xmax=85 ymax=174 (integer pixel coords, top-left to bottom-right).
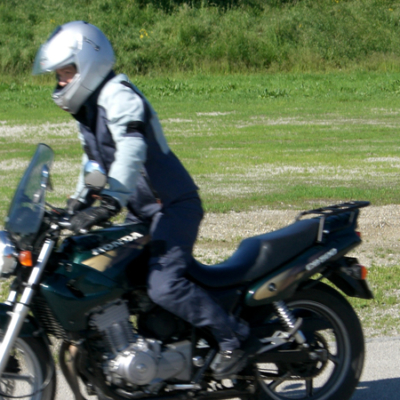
xmin=295 ymin=201 xmax=370 ymax=220
xmin=296 ymin=201 xmax=370 ymax=243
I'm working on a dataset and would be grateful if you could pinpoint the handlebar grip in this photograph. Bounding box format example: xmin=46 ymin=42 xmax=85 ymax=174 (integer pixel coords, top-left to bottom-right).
xmin=57 ymin=216 xmax=111 ymax=234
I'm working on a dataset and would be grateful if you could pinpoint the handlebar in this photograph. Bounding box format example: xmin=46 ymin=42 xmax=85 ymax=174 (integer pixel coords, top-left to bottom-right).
xmin=55 ymin=214 xmax=110 ymax=235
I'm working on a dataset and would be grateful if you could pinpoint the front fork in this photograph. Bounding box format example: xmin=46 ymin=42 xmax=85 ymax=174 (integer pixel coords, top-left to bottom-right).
xmin=0 ymin=239 xmax=55 ymax=375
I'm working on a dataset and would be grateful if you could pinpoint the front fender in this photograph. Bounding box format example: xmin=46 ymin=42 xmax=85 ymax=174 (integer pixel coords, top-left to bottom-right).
xmin=0 ymin=303 xmax=50 ymax=342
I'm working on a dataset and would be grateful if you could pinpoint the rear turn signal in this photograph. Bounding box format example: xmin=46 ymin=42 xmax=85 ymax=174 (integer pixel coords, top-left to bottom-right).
xmin=360 ymin=265 xmax=368 ymax=280
xmin=356 ymin=231 xmax=361 ymax=238
xmin=19 ymin=251 xmax=33 ymax=267
xmin=344 ymin=263 xmax=368 ymax=280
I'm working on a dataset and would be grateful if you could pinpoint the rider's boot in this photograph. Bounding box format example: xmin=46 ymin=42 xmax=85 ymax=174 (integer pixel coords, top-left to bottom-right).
xmin=211 ymin=321 xmax=261 ymax=380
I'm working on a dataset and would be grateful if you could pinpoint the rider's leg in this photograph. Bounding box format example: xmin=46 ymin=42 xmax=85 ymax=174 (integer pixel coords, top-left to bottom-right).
xmin=146 ymin=194 xmax=249 ymax=360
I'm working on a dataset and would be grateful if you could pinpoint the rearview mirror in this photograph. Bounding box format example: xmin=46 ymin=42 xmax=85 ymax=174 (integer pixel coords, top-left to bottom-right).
xmin=33 ymin=164 xmax=53 ymax=204
xmin=84 ymin=161 xmax=107 ymax=192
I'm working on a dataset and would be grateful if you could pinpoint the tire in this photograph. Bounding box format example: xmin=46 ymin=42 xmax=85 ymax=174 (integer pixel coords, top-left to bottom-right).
xmin=0 ymin=337 xmax=56 ymax=400
xmin=252 ymin=282 xmax=364 ymax=400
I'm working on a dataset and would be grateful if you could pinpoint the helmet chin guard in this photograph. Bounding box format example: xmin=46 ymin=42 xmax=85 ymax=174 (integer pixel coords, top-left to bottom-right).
xmin=33 ymin=21 xmax=115 ymax=114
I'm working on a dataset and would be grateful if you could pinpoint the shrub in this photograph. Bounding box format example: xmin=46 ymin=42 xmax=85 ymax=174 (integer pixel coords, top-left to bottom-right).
xmin=1 ymin=0 xmax=400 ymax=75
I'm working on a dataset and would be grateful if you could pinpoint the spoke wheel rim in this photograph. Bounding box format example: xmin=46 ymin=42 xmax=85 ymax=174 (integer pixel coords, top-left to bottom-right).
xmin=255 ymin=299 xmax=351 ymax=400
xmin=0 ymin=339 xmax=44 ymax=400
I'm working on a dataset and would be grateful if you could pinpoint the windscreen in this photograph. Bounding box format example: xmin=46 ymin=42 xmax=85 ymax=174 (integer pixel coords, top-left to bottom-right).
xmin=5 ymin=144 xmax=54 ymax=248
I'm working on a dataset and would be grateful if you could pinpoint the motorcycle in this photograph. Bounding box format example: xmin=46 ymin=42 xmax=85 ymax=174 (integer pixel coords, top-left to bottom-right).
xmin=0 ymin=143 xmax=373 ymax=400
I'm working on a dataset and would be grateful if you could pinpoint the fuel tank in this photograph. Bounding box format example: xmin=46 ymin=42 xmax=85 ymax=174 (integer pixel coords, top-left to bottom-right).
xmin=37 ymin=223 xmax=151 ymax=332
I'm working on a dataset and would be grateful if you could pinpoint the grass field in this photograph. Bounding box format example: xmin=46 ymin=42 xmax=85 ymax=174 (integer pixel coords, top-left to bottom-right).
xmin=1 ymin=71 xmax=400 ymax=336
xmin=2 ymin=71 xmax=400 ymax=214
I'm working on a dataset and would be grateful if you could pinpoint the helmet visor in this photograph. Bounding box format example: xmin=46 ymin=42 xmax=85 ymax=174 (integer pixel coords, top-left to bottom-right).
xmin=32 ymin=26 xmax=79 ymax=75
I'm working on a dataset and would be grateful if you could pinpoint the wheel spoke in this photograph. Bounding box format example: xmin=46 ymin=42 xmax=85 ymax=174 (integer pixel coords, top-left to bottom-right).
xmin=2 ymin=372 xmax=33 ymax=382
xmin=267 ymin=372 xmax=291 ymax=391
xmin=327 ymin=353 xmax=340 ymax=365
xmin=306 ymin=378 xmax=314 ymax=397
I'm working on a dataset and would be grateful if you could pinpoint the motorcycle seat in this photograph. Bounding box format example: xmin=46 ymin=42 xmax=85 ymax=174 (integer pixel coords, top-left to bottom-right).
xmin=189 ymin=218 xmax=320 ymax=288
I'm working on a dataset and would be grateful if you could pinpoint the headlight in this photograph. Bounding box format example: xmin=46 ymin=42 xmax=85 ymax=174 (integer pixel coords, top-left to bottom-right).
xmin=0 ymin=231 xmax=17 ymax=277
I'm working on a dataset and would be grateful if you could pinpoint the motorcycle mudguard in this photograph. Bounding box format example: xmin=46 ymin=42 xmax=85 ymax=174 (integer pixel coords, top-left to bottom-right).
xmin=0 ymin=303 xmax=50 ymax=343
xmin=327 ymin=270 xmax=374 ymax=299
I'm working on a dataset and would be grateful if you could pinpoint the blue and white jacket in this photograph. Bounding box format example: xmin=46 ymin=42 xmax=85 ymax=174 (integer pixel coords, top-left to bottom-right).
xmin=72 ymin=72 xmax=199 ymax=221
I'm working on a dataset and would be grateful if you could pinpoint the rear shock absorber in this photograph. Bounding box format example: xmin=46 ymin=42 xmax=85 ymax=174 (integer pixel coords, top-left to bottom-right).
xmin=273 ymin=300 xmax=307 ymax=345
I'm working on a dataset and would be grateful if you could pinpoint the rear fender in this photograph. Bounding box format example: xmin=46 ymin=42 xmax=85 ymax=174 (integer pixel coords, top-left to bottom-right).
xmin=0 ymin=303 xmax=50 ymax=343
xmin=326 ymin=260 xmax=374 ymax=300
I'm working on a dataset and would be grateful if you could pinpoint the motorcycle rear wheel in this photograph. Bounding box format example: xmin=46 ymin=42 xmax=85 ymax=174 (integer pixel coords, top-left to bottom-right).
xmin=0 ymin=337 xmax=56 ymax=400
xmin=252 ymin=282 xmax=364 ymax=400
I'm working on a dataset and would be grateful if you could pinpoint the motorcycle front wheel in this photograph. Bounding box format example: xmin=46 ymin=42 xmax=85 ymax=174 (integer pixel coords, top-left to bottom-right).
xmin=0 ymin=337 xmax=56 ymax=400
xmin=252 ymin=282 xmax=364 ymax=400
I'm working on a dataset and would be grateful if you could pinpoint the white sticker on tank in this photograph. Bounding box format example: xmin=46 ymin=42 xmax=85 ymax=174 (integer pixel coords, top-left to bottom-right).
xmin=91 ymin=232 xmax=143 ymax=256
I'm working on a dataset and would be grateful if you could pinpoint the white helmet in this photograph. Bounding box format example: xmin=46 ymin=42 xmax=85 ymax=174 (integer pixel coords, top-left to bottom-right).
xmin=33 ymin=21 xmax=115 ymax=114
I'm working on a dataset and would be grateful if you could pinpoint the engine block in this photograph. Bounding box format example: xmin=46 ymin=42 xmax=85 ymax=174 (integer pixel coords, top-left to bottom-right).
xmin=108 ymin=339 xmax=192 ymax=386
xmin=89 ymin=301 xmax=192 ymax=387
xmin=90 ymin=301 xmax=135 ymax=355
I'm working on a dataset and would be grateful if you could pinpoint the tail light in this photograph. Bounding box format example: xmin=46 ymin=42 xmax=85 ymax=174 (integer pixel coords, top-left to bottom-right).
xmin=343 ymin=263 xmax=368 ymax=280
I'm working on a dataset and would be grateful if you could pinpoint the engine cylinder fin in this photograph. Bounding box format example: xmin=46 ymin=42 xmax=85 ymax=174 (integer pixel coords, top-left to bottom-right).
xmin=90 ymin=301 xmax=135 ymax=355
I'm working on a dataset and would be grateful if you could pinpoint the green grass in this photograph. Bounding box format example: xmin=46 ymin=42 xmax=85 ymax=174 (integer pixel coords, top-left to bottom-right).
xmin=2 ymin=71 xmax=400 ymax=215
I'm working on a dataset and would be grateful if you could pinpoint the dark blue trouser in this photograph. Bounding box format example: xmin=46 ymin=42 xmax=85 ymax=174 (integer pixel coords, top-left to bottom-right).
xmin=126 ymin=193 xmax=247 ymax=351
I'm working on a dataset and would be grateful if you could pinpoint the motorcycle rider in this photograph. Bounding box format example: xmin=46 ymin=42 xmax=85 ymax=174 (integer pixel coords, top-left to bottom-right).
xmin=33 ymin=21 xmax=250 ymax=379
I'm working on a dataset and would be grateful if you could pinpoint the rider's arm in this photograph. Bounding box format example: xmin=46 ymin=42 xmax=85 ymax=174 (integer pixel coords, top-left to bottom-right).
xmin=97 ymin=75 xmax=148 ymax=208
xmin=71 ymin=135 xmax=89 ymax=200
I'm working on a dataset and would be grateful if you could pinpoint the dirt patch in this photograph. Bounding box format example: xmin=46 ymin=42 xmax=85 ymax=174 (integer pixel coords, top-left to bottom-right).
xmin=194 ymin=204 xmax=400 ymax=268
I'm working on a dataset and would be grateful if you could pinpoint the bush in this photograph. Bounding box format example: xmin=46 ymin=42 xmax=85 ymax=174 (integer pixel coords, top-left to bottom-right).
xmin=1 ymin=0 xmax=400 ymax=76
